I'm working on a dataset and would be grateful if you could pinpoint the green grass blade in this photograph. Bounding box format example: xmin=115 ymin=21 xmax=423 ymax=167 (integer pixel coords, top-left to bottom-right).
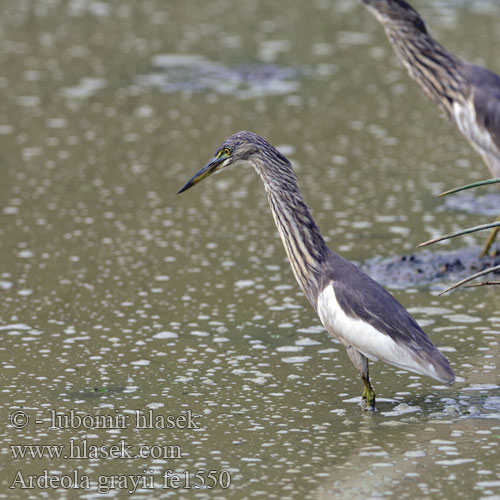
xmin=465 ymin=281 xmax=500 ymax=288
xmin=439 ymin=265 xmax=500 ymax=295
xmin=418 ymin=221 xmax=500 ymax=247
xmin=439 ymin=177 xmax=500 ymax=197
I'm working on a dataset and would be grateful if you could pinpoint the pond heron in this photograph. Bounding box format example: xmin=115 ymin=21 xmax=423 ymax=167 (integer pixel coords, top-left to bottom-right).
xmin=178 ymin=131 xmax=455 ymax=410
xmin=361 ymin=0 xmax=500 ymax=255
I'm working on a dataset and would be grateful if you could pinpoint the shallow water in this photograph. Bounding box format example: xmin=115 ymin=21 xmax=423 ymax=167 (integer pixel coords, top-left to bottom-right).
xmin=0 ymin=0 xmax=499 ymax=498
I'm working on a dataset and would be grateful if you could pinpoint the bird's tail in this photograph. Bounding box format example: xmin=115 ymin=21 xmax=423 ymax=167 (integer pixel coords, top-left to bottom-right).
xmin=413 ymin=346 xmax=455 ymax=385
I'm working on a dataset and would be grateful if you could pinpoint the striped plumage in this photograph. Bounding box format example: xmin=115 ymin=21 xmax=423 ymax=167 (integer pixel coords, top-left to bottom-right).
xmin=249 ymin=134 xmax=327 ymax=305
xmin=178 ymin=131 xmax=455 ymax=410
xmin=360 ymin=0 xmax=500 ymax=179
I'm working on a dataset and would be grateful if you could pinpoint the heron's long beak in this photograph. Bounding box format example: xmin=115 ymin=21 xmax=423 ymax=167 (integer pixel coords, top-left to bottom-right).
xmin=177 ymin=156 xmax=226 ymax=194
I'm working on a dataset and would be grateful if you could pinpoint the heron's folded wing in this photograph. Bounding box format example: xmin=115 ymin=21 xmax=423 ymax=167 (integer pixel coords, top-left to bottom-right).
xmin=323 ymin=254 xmax=433 ymax=352
xmin=320 ymin=254 xmax=455 ymax=383
xmin=464 ymin=64 xmax=500 ymax=153
xmin=333 ymin=273 xmax=433 ymax=352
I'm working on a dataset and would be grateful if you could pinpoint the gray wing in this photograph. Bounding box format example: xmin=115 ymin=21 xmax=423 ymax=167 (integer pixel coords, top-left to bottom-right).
xmin=322 ymin=251 xmax=454 ymax=383
xmin=464 ymin=64 xmax=500 ymax=154
xmin=463 ymin=63 xmax=500 ymax=91
xmin=323 ymin=252 xmax=432 ymax=350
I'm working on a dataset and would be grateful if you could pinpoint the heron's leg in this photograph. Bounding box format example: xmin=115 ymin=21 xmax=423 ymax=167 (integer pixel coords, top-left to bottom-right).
xmin=480 ymin=213 xmax=500 ymax=257
xmin=346 ymin=346 xmax=376 ymax=411
xmin=361 ymin=374 xmax=376 ymax=411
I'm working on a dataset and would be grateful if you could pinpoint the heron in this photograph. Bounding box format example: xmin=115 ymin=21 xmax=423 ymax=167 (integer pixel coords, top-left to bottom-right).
xmin=178 ymin=131 xmax=455 ymax=410
xmin=360 ymin=0 xmax=500 ymax=255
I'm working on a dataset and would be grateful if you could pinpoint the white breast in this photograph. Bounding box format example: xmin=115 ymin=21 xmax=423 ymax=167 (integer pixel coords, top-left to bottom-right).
xmin=453 ymin=98 xmax=500 ymax=177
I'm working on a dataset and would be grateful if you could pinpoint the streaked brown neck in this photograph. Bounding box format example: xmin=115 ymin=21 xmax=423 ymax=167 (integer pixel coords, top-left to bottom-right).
xmin=384 ymin=24 xmax=467 ymax=118
xmin=251 ymin=154 xmax=329 ymax=305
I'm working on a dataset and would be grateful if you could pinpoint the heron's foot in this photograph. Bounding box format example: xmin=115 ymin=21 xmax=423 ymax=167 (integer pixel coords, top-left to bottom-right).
xmin=480 ymin=225 xmax=500 ymax=258
xmin=361 ymin=392 xmax=376 ymax=411
xmin=361 ymin=382 xmax=376 ymax=411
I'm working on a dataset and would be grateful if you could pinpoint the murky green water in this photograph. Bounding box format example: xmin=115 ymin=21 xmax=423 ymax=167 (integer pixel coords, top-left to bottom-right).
xmin=0 ymin=1 xmax=499 ymax=498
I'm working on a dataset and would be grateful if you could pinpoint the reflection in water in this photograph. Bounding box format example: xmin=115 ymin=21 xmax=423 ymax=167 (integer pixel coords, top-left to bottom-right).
xmin=134 ymin=54 xmax=310 ymax=98
xmin=439 ymin=191 xmax=500 ymax=216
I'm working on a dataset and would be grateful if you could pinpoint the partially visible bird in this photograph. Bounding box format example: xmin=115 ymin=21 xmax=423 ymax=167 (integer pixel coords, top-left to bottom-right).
xmin=178 ymin=131 xmax=455 ymax=410
xmin=360 ymin=0 xmax=500 ymax=255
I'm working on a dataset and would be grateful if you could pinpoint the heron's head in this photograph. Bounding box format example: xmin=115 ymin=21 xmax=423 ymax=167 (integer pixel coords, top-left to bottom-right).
xmin=178 ymin=131 xmax=263 ymax=194
xmin=361 ymin=0 xmax=427 ymax=34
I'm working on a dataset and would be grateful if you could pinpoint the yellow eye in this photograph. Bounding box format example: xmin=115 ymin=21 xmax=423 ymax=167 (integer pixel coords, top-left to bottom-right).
xmin=216 ymin=148 xmax=231 ymax=159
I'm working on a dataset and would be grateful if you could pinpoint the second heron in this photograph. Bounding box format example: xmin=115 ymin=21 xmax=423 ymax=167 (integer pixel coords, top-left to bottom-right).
xmin=360 ymin=0 xmax=500 ymax=255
